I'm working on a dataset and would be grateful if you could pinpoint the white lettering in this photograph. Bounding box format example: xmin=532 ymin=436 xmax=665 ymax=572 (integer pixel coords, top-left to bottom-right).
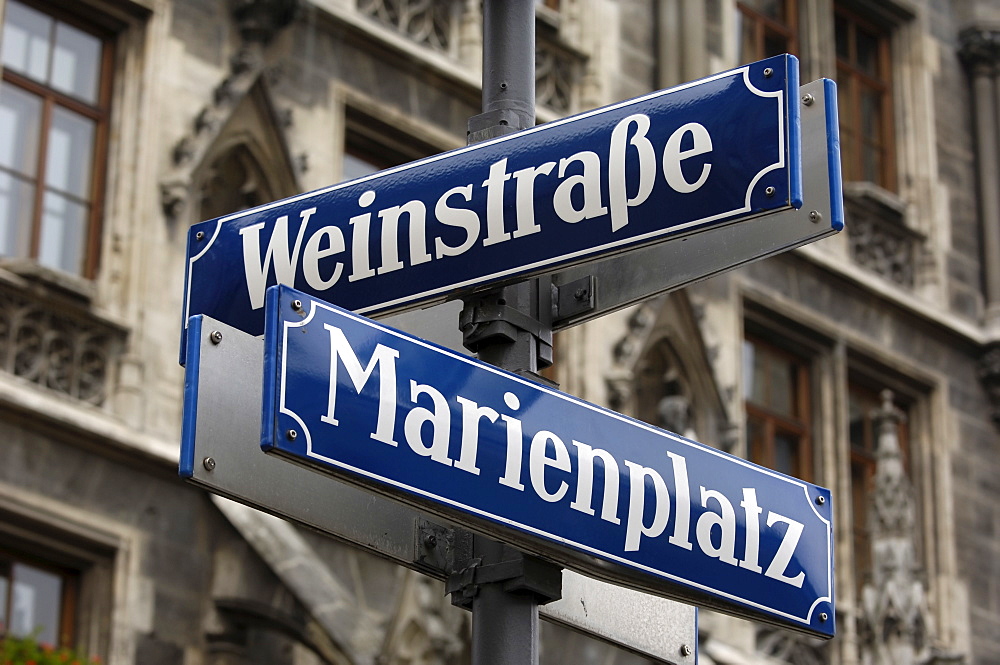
xmin=764 ymin=511 xmax=806 ymax=588
xmin=302 ymin=225 xmax=345 ymax=290
xmin=553 ymin=151 xmax=608 ymax=223
xmin=529 ymin=430 xmax=571 ymax=503
xmin=696 ymin=487 xmax=739 ymax=565
xmin=569 ymin=440 xmax=621 ymax=524
xmin=608 ymin=114 xmax=656 ymax=232
xmin=623 ymin=461 xmax=670 ymax=552
xmin=434 ymin=185 xmax=480 ymax=258
xmin=321 ymin=323 xmax=398 ymax=446
xmin=240 ymin=207 xmax=314 ymax=309
xmin=662 ymin=122 xmax=713 ymax=193
xmin=403 ymin=380 xmax=453 ymax=466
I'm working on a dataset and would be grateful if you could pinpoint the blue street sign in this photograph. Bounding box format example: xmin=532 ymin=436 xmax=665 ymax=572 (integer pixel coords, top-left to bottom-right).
xmin=181 ymin=54 xmax=805 ymax=362
xmin=259 ymin=285 xmax=835 ymax=638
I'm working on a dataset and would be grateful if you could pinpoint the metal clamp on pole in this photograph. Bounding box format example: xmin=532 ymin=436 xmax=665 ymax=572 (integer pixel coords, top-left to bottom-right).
xmin=445 ymin=537 xmax=563 ymax=608
xmin=459 ymin=277 xmax=554 ymax=371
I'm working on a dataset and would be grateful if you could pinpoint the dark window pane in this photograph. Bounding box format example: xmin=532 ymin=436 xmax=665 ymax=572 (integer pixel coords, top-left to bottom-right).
xmin=856 ymin=25 xmax=880 ymax=78
xmin=0 ymin=82 xmax=43 ymax=177
xmin=342 ymin=151 xmax=383 ymax=181
xmin=46 ymin=107 xmax=95 ymax=199
xmin=773 ymin=431 xmax=799 ymax=476
xmin=1 ymin=1 xmax=53 ymax=82
xmin=764 ymin=32 xmax=788 ymax=58
xmin=835 ymin=13 xmax=849 ymax=60
xmin=767 ymin=353 xmax=795 ymax=416
xmin=860 ymin=86 xmax=882 ymax=141
xmin=848 ymin=391 xmax=867 ymax=450
xmin=0 ymin=567 xmax=8 ymax=630
xmin=738 ymin=14 xmax=756 ymax=63
xmin=10 ymin=562 xmax=63 ymax=646
xmin=52 ymin=21 xmax=102 ymax=103
xmin=39 ymin=190 xmax=87 ymax=273
xmin=741 ymin=0 xmax=786 ymax=21
xmin=747 ymin=416 xmax=766 ymax=465
xmin=0 ymin=171 xmax=37 ymax=258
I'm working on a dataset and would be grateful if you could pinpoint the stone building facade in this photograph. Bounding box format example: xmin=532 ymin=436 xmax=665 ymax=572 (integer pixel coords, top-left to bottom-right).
xmin=0 ymin=1 xmax=997 ymax=664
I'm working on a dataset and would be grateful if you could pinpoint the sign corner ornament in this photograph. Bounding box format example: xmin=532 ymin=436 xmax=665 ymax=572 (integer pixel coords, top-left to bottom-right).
xmin=180 ymin=54 xmax=826 ymax=364
xmin=260 ymin=284 xmax=835 ymax=638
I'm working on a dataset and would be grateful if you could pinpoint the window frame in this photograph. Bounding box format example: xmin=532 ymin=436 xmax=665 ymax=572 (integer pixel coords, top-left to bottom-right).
xmin=0 ymin=547 xmax=80 ymax=648
xmin=743 ymin=333 xmax=814 ymax=483
xmin=834 ymin=3 xmax=896 ymax=192
xmin=736 ymin=0 xmax=799 ymax=62
xmin=0 ymin=0 xmax=115 ymax=279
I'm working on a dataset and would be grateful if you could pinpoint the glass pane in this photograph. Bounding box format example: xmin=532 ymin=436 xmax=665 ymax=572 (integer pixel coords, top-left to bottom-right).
xmin=738 ymin=13 xmax=756 ymax=63
xmin=773 ymin=431 xmax=800 ymax=477
xmin=746 ymin=417 xmax=766 ymax=466
xmin=741 ymin=0 xmax=785 ymax=21
xmin=342 ymin=151 xmax=382 ymax=181
xmin=51 ymin=21 xmax=102 ymax=104
xmin=848 ymin=391 xmax=867 ymax=451
xmin=764 ymin=31 xmax=789 ymax=58
xmin=0 ymin=171 xmax=36 ymax=258
xmin=1 ymin=0 xmax=53 ymax=82
xmin=834 ymin=13 xmax=849 ymax=61
xmin=39 ymin=190 xmax=87 ymax=273
xmin=0 ymin=567 xmax=8 ymax=630
xmin=856 ymin=25 xmax=880 ymax=78
xmin=0 ymin=82 xmax=43 ymax=176
xmin=861 ymin=140 xmax=881 ymax=184
xmin=10 ymin=563 xmax=62 ymax=646
xmin=46 ymin=107 xmax=95 ymax=199
xmin=860 ymin=86 xmax=882 ymax=142
xmin=768 ymin=352 xmax=795 ymax=416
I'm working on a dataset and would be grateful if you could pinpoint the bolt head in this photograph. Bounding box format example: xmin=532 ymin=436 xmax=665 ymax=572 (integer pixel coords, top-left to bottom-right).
xmin=291 ymin=299 xmax=303 ymax=311
xmin=763 ymin=67 xmax=774 ymax=78
xmin=819 ymin=612 xmax=829 ymax=622
xmin=816 ymin=495 xmax=826 ymax=505
xmin=802 ymin=93 xmax=815 ymax=106
xmin=809 ymin=210 xmax=822 ymax=223
xmin=196 ymin=231 xmax=205 ymax=241
xmin=681 ymin=645 xmax=693 ymax=657
xmin=765 ymin=186 xmax=776 ymax=197
xmin=287 ymin=429 xmax=298 ymax=441
xmin=209 ymin=330 xmax=223 ymax=344
xmin=203 ymin=457 xmax=216 ymax=471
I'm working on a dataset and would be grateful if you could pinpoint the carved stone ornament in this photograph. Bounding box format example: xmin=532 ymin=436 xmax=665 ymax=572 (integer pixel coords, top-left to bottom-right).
xmin=229 ymin=0 xmax=299 ymax=44
xmin=958 ymin=27 xmax=1000 ymax=73
xmin=857 ymin=390 xmax=932 ymax=665
xmin=0 ymin=278 xmax=125 ymax=405
xmin=358 ymin=0 xmax=459 ymax=54
xmin=977 ymin=343 xmax=1000 ymax=426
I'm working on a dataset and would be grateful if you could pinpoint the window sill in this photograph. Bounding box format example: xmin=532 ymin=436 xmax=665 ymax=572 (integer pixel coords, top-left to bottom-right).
xmin=0 ymin=258 xmax=96 ymax=303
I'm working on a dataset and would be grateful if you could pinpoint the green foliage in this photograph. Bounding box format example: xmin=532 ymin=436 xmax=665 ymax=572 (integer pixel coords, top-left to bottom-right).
xmin=0 ymin=635 xmax=101 ymax=665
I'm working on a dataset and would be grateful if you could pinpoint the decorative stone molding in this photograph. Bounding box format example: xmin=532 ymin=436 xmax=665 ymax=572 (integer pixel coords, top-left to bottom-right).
xmin=977 ymin=343 xmax=1000 ymax=426
xmin=605 ymin=301 xmax=659 ymax=411
xmin=857 ymin=390 xmax=933 ymax=665
xmin=845 ymin=185 xmax=922 ymax=289
xmin=536 ymin=30 xmax=583 ymax=114
xmin=0 ymin=278 xmax=125 ymax=406
xmin=958 ymin=27 xmax=1000 ymax=73
xmin=755 ymin=625 xmax=827 ymax=665
xmin=230 ymin=0 xmax=299 ymax=44
xmin=357 ymin=0 xmax=461 ymax=55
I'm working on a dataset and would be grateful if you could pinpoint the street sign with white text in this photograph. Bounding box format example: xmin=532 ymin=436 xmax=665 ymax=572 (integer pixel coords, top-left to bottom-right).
xmin=178 ymin=315 xmax=698 ymax=663
xmin=258 ymin=285 xmax=835 ymax=637
xmin=181 ymin=54 xmax=810 ymax=361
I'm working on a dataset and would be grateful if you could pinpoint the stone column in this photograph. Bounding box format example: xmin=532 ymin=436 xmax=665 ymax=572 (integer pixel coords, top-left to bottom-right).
xmin=959 ymin=28 xmax=1000 ymax=334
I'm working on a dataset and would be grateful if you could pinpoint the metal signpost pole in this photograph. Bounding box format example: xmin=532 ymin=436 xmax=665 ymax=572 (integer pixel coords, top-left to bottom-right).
xmin=461 ymin=2 xmax=560 ymax=664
